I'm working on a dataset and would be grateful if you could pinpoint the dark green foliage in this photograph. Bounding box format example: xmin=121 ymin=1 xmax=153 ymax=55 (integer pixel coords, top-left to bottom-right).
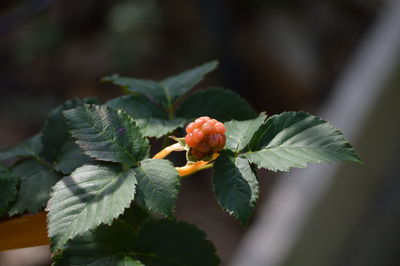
xmin=119 ymin=204 xmax=150 ymax=233
xmin=54 ymin=140 xmax=94 ymax=175
xmin=0 ymin=133 xmax=43 ymax=161
xmin=134 ymin=220 xmax=220 ymax=266
xmin=42 ymin=99 xmax=85 ymax=163
xmin=64 ymin=105 xmax=149 ymax=166
xmin=9 ymin=159 xmax=60 ymax=215
xmin=47 ymin=163 xmax=138 ymax=250
xmin=0 ymin=166 xmax=17 ymax=215
xmin=176 ymin=87 xmax=257 ymax=121
xmin=107 ymin=95 xmax=185 ymax=138
xmin=246 ymin=112 xmax=362 ymax=171
xmin=134 ymin=159 xmax=180 ymax=217
xmin=103 ymin=61 xmax=218 ymax=108
xmin=213 ymin=150 xmax=259 ymax=225
xmin=103 ymin=75 xmax=170 ymax=106
xmin=224 ymin=113 xmax=266 ymax=152
xmin=160 ymin=61 xmax=218 ymax=104
xmin=54 ymin=220 xmax=139 ymax=266
xmin=55 ymin=218 xmax=219 ymax=266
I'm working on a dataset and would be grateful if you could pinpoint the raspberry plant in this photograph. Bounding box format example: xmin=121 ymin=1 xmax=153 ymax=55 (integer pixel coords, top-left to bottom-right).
xmin=0 ymin=61 xmax=361 ymax=265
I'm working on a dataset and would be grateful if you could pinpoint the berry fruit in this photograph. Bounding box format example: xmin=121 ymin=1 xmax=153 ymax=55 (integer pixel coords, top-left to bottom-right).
xmin=185 ymin=116 xmax=226 ymax=159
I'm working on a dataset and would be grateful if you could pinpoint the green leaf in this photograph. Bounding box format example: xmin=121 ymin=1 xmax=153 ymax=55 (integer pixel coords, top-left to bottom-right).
xmin=160 ymin=61 xmax=218 ymax=103
xmin=54 ymin=220 xmax=142 ymax=266
xmin=103 ymin=61 xmax=218 ymax=107
xmin=54 ymin=140 xmax=94 ymax=175
xmin=134 ymin=219 xmax=220 ymax=266
xmin=64 ymin=104 xmax=149 ymax=166
xmin=9 ymin=159 xmax=60 ymax=215
xmin=107 ymin=95 xmax=185 ymax=138
xmin=103 ymin=74 xmax=168 ymax=105
xmin=134 ymin=159 xmax=180 ymax=217
xmin=224 ymin=113 xmax=266 ymax=152
xmin=56 ymin=219 xmax=219 ymax=266
xmin=119 ymin=204 xmax=150 ymax=233
xmin=107 ymin=94 xmax=165 ymax=118
xmin=82 ymin=97 xmax=100 ymax=105
xmin=42 ymin=99 xmax=85 ymax=163
xmin=0 ymin=133 xmax=43 ymax=161
xmin=177 ymin=87 xmax=257 ymax=121
xmin=212 ymin=150 xmax=259 ymax=225
xmin=0 ymin=166 xmax=17 ymax=215
xmin=137 ymin=117 xmax=185 ymax=138
xmin=47 ymin=163 xmax=138 ymax=250
xmin=246 ymin=112 xmax=362 ymax=172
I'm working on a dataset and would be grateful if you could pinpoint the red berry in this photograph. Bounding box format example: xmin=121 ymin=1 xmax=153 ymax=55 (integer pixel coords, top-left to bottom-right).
xmin=201 ymin=122 xmax=213 ymax=134
xmin=216 ymin=134 xmax=226 ymax=150
xmin=208 ymin=134 xmax=219 ymax=147
xmin=220 ymin=134 xmax=226 ymax=145
xmin=194 ymin=117 xmax=206 ymax=128
xmin=191 ymin=149 xmax=205 ymax=159
xmin=186 ymin=122 xmax=195 ymax=133
xmin=185 ymin=133 xmax=195 ymax=147
xmin=215 ymin=122 xmax=226 ymax=134
xmin=196 ymin=142 xmax=211 ymax=153
xmin=192 ymin=128 xmax=204 ymax=143
xmin=185 ymin=117 xmax=226 ymax=159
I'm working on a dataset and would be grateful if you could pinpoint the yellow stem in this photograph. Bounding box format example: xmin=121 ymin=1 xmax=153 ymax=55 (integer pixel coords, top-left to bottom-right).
xmin=152 ymin=143 xmax=184 ymax=159
xmin=176 ymin=153 xmax=219 ymax=177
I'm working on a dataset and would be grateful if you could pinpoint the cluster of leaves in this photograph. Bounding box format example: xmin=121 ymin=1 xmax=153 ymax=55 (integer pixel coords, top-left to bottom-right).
xmin=0 ymin=61 xmax=361 ymax=265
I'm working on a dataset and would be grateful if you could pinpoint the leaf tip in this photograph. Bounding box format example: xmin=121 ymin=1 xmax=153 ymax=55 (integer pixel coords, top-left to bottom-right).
xmin=208 ymin=60 xmax=219 ymax=68
xmin=101 ymin=73 xmax=119 ymax=83
xmin=350 ymin=153 xmax=363 ymax=164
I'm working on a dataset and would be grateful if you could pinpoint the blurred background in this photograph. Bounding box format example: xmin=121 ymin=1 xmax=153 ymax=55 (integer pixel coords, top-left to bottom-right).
xmin=1 ymin=0 xmax=399 ymax=265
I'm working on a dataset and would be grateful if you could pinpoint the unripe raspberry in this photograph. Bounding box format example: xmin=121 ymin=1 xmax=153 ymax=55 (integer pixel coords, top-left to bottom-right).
xmin=185 ymin=116 xmax=226 ymax=159
xmin=186 ymin=122 xmax=195 ymax=133
xmin=192 ymin=128 xmax=204 ymax=143
xmin=190 ymin=148 xmax=206 ymax=159
xmin=185 ymin=133 xmax=195 ymax=147
xmin=201 ymin=122 xmax=213 ymax=134
xmin=215 ymin=122 xmax=226 ymax=134
xmin=207 ymin=134 xmax=219 ymax=148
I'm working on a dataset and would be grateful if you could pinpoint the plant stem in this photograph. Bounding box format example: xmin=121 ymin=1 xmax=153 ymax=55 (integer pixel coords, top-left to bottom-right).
xmin=176 ymin=153 xmax=219 ymax=177
xmin=153 ymin=143 xmax=219 ymax=177
xmin=177 ymin=162 xmax=214 ymax=178
xmin=153 ymin=143 xmax=185 ymax=159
